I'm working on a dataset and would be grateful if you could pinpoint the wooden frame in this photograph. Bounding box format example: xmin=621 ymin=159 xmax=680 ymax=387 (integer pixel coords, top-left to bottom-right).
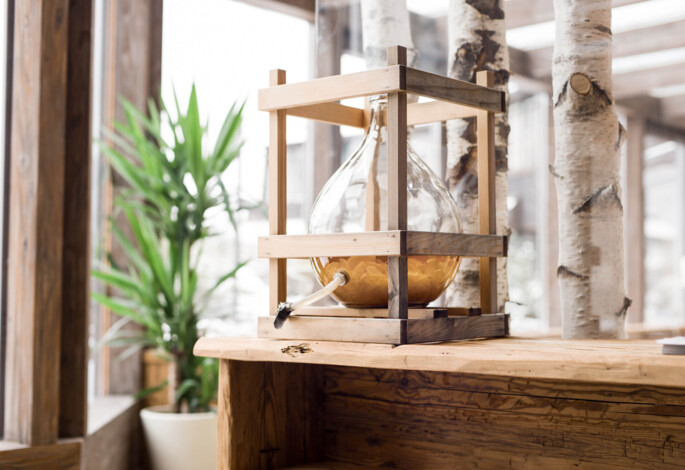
xmin=258 ymin=45 xmax=508 ymax=345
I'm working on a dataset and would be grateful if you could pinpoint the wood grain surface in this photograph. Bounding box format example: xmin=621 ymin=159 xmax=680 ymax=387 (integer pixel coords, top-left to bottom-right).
xmin=196 ymin=337 xmax=685 ymax=388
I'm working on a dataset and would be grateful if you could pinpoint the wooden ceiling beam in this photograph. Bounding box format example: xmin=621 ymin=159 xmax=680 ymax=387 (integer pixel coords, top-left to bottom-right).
xmin=525 ymin=19 xmax=685 ymax=79
xmin=661 ymin=94 xmax=685 ymax=119
xmin=614 ymin=62 xmax=685 ymax=99
xmin=504 ymin=0 xmax=644 ymax=29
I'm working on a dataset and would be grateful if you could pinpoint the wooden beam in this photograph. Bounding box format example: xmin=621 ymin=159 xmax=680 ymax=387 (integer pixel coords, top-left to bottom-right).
xmin=623 ymin=117 xmax=645 ymax=323
xmin=662 ymin=94 xmax=685 ymax=119
xmin=258 ymin=232 xmax=507 ymax=258
xmin=477 ymin=71 xmax=498 ymax=314
xmin=527 ymin=20 xmax=685 ymax=79
xmin=404 ymin=67 xmax=505 ymax=112
xmin=0 ymin=442 xmax=80 ymax=469
xmin=269 ymin=69 xmax=287 ymax=315
xmin=259 ymin=66 xmax=505 ymax=113
xmin=235 ymin=0 xmax=315 ymax=22
xmin=504 ymin=0 xmax=644 ymax=29
xmin=257 ymin=315 xmax=509 ymax=344
xmin=5 ymin=0 xmax=69 ymax=446
xmin=259 ymin=66 xmax=404 ymax=111
xmin=614 ymin=62 xmax=685 ymax=99
xmin=60 ymin=0 xmax=93 ymax=439
xmin=386 ymin=46 xmax=409 ymax=321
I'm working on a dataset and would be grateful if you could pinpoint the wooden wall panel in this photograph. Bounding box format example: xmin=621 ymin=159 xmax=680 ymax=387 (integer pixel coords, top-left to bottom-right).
xmin=323 ymin=366 xmax=685 ymax=469
xmin=4 ymin=0 xmax=69 ymax=446
xmin=218 ymin=360 xmax=324 ymax=470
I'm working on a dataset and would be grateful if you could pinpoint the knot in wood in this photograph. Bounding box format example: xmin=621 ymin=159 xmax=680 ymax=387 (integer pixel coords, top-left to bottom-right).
xmin=570 ymin=73 xmax=592 ymax=95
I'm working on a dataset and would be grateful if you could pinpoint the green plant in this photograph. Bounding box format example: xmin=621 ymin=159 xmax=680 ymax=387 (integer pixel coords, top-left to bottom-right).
xmin=93 ymin=86 xmax=246 ymax=413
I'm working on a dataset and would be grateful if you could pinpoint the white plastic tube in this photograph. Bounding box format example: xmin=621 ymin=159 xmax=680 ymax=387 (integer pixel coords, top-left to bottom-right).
xmin=273 ymin=270 xmax=349 ymax=328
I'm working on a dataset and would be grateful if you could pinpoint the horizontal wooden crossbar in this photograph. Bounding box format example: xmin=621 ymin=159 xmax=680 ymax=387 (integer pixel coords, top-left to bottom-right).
xmin=286 ymin=100 xmax=477 ymax=128
xmin=257 ymin=314 xmax=509 ymax=344
xmin=259 ymin=66 xmax=505 ymax=113
xmin=294 ymin=306 xmax=481 ymax=319
xmin=258 ymin=231 xmax=507 ymax=259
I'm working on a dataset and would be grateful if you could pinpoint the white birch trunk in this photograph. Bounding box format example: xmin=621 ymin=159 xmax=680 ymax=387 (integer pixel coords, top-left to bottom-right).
xmin=552 ymin=0 xmax=629 ymax=338
xmin=445 ymin=0 xmax=509 ymax=311
xmin=360 ymin=0 xmax=417 ymax=69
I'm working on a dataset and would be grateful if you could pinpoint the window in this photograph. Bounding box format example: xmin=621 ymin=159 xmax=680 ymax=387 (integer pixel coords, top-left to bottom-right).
xmin=161 ymin=0 xmax=314 ymax=336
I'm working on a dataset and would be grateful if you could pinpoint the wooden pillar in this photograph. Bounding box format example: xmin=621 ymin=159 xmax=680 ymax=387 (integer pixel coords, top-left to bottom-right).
xmin=59 ymin=0 xmax=94 ymax=439
xmin=624 ymin=117 xmax=645 ymax=323
xmin=217 ymin=360 xmax=323 ymax=469
xmin=103 ymin=0 xmax=164 ymax=395
xmin=269 ymin=69 xmax=287 ymax=314
xmin=386 ymin=46 xmax=408 ymax=322
xmin=5 ymin=0 xmax=69 ymax=446
xmin=476 ymin=71 xmax=497 ymax=314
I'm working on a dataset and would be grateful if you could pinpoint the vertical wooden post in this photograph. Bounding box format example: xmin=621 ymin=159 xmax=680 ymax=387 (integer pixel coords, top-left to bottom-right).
xmin=269 ymin=69 xmax=287 ymax=315
xmin=218 ymin=360 xmax=323 ymax=469
xmin=60 ymin=0 xmax=94 ymax=438
xmin=624 ymin=116 xmax=645 ymax=323
xmin=5 ymin=0 xmax=69 ymax=446
xmin=387 ymin=46 xmax=408 ymax=322
xmin=476 ymin=71 xmax=497 ymax=314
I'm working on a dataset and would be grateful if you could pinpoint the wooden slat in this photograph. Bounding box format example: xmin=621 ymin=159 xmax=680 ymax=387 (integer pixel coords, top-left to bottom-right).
xmin=405 ymin=231 xmax=506 ymax=257
xmin=258 ymin=66 xmax=403 ymax=111
xmin=5 ymin=0 xmax=69 ymax=446
xmin=259 ymin=232 xmax=401 ymax=258
xmin=293 ymin=306 xmax=447 ymax=319
xmin=386 ymin=46 xmax=408 ymax=321
xmin=59 ymin=0 xmax=93 ymax=439
xmin=287 ymin=102 xmax=365 ymax=128
xmin=0 ymin=442 xmax=81 ymax=470
xmin=624 ymin=117 xmax=645 ymax=322
xmin=194 ymin=337 xmax=685 ymax=388
xmin=405 ymin=314 xmax=508 ymax=343
xmin=258 ymin=314 xmax=507 ymax=345
xmin=293 ymin=307 xmax=479 ymax=318
xmin=218 ymin=360 xmax=323 ymax=469
xmin=286 ymin=100 xmax=476 ymax=128
xmin=258 ymin=232 xmax=507 ymax=258
xmin=258 ymin=316 xmax=406 ymax=344
xmin=269 ymin=69 xmax=287 ymax=315
xmin=476 ymin=71 xmax=498 ymax=315
xmin=404 ymin=67 xmax=505 ymax=113
xmin=407 ymin=100 xmax=476 ymax=125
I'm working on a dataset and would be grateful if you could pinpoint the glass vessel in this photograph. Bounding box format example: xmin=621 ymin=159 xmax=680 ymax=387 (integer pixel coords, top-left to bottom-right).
xmin=308 ymin=97 xmax=463 ymax=308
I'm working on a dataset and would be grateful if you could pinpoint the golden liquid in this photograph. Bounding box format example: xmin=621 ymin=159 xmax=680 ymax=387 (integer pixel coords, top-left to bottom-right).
xmin=311 ymin=255 xmax=461 ymax=308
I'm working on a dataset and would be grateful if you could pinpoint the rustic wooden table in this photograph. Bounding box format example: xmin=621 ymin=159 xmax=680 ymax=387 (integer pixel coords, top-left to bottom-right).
xmin=194 ymin=337 xmax=685 ymax=469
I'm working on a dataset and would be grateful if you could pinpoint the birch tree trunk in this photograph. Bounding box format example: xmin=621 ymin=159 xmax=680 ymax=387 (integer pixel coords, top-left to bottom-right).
xmin=552 ymin=0 xmax=629 ymax=338
xmin=360 ymin=0 xmax=416 ymax=69
xmin=445 ymin=0 xmax=509 ymax=311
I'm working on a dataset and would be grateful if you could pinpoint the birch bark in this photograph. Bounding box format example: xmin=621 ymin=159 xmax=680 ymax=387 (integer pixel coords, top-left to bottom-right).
xmin=360 ymin=0 xmax=417 ymax=69
xmin=552 ymin=0 xmax=629 ymax=338
xmin=445 ymin=0 xmax=509 ymax=311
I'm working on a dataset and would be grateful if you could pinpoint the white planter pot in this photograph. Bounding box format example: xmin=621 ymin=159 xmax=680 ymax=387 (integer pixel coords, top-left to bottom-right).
xmin=140 ymin=405 xmax=217 ymax=470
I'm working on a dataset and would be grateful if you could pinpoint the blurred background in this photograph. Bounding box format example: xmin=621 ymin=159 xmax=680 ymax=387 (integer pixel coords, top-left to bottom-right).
xmin=3 ymin=0 xmax=684 ymax=400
